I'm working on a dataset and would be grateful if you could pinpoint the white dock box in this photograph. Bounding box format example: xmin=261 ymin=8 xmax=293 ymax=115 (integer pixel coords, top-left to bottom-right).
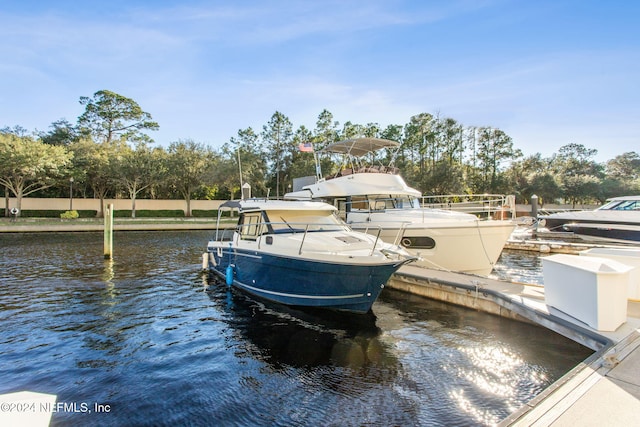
xmin=579 ymin=247 xmax=640 ymax=300
xmin=542 ymin=254 xmax=631 ymax=331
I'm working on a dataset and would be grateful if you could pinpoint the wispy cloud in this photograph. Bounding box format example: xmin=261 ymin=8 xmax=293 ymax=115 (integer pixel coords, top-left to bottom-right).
xmin=1 ymin=1 xmax=638 ymax=161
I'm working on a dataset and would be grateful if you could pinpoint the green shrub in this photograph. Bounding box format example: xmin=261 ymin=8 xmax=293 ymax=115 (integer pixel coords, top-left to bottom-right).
xmin=191 ymin=210 xmax=218 ymax=218
xmin=19 ymin=210 xmax=97 ymax=218
xmin=60 ymin=210 xmax=80 ymax=219
xmin=113 ymin=210 xmax=185 ymax=218
xmin=77 ymin=210 xmax=98 ymax=218
xmin=19 ymin=210 xmax=57 ymax=218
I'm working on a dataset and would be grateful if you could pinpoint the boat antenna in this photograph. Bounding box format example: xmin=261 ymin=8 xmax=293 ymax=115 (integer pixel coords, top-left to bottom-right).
xmin=237 ymin=146 xmax=244 ymax=200
xmin=314 ymin=150 xmax=322 ymax=181
xmin=314 ymin=141 xmax=323 ymax=181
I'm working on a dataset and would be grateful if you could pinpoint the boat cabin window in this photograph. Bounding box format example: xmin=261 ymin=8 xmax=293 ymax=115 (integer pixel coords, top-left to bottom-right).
xmin=349 ymin=196 xmax=369 ymax=211
xmin=348 ymin=195 xmax=421 ymax=212
xmin=615 ymin=200 xmax=639 ymax=210
xmin=394 ymin=196 xmax=421 ymax=209
xmin=600 ymin=199 xmax=640 ymax=211
xmin=372 ymin=199 xmax=391 ymax=210
xmin=371 ymin=196 xmax=420 ymax=210
xmin=239 ymin=212 xmax=267 ymax=240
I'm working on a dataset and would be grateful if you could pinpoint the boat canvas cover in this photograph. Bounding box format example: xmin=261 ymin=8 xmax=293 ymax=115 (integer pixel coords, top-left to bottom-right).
xmin=320 ymin=138 xmax=399 ymax=157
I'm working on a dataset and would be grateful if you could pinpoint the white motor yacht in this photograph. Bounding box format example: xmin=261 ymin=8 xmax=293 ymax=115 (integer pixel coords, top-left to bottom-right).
xmin=285 ymin=137 xmax=516 ymax=276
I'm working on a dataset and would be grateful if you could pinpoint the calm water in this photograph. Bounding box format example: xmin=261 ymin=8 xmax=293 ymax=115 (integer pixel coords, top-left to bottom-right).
xmin=0 ymin=232 xmax=591 ymax=426
xmin=491 ymin=249 xmax=545 ymax=285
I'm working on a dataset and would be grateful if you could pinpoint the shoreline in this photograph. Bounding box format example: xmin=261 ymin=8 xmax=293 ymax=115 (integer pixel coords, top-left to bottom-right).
xmin=0 ymin=218 xmax=236 ymax=233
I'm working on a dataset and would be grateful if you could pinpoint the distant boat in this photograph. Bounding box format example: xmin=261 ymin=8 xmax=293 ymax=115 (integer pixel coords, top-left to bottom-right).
xmin=205 ymin=199 xmax=416 ymax=314
xmin=284 ymin=137 xmax=516 ymax=276
xmin=538 ymin=196 xmax=640 ymax=244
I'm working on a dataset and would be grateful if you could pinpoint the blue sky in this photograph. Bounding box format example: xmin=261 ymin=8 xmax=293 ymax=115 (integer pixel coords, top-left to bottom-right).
xmin=2 ymin=0 xmax=638 ymax=162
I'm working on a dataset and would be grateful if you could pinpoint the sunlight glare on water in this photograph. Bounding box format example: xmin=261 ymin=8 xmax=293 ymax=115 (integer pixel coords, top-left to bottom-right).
xmin=491 ymin=249 xmax=544 ymax=285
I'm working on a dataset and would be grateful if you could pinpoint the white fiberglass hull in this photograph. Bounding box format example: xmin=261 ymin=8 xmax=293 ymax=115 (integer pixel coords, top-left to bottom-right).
xmin=348 ymin=210 xmax=515 ymax=276
xmin=285 ymin=166 xmax=516 ymax=276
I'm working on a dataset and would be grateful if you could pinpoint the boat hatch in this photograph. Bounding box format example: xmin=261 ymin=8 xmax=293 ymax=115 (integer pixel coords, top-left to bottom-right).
xmin=334 ymin=235 xmax=365 ymax=244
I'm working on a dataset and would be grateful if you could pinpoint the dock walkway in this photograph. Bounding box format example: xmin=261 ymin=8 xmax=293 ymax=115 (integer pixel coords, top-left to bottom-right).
xmin=392 ymin=265 xmax=640 ymax=426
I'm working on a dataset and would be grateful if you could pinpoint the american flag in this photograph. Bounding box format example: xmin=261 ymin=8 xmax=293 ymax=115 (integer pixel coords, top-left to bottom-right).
xmin=298 ymin=142 xmax=314 ymax=152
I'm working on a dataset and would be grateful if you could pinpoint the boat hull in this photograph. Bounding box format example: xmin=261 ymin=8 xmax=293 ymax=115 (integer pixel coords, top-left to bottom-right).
xmin=539 ymin=197 xmax=640 ymax=232
xmin=563 ymin=223 xmax=640 ymax=244
xmin=207 ymin=246 xmax=401 ymax=313
xmin=351 ymin=220 xmax=515 ymax=276
xmin=542 ymin=213 xmax=640 ymax=232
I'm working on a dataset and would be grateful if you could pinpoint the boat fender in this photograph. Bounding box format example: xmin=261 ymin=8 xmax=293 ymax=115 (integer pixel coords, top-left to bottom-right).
xmin=226 ymin=265 xmax=234 ymax=286
xmin=226 ymin=242 xmax=234 ymax=285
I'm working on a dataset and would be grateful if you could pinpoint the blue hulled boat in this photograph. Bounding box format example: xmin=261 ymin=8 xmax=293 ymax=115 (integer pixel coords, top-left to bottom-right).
xmin=206 ymin=199 xmax=416 ymax=313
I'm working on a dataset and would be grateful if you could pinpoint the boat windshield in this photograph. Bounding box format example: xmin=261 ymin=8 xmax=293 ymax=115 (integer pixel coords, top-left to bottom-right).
xmin=398 ymin=197 xmax=421 ymax=209
xmin=358 ymin=196 xmax=421 ymax=211
xmin=598 ymin=199 xmax=640 ymax=211
xmin=346 ymin=196 xmax=422 ymax=212
xmin=266 ymin=210 xmax=350 ymax=233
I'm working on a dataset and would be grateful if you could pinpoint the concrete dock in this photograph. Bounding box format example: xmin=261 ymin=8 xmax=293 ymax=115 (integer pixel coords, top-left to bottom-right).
xmin=391 ymin=265 xmax=640 ymax=426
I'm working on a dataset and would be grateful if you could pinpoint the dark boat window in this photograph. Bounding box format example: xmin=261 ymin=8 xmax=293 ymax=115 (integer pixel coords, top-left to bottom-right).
xmin=600 ymin=200 xmax=640 ymax=211
xmin=401 ymin=236 xmax=436 ymax=249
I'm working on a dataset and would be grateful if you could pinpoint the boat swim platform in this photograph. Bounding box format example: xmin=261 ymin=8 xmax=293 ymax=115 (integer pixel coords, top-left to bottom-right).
xmin=390 ymin=265 xmax=640 ymax=426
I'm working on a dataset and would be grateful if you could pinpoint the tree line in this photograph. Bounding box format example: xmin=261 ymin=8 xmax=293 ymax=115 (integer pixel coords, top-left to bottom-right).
xmin=2 ymin=90 xmax=639 ymax=217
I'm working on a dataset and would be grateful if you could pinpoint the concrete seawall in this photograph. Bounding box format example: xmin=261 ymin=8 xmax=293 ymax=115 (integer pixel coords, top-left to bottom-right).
xmin=2 ymin=197 xmax=226 ymax=216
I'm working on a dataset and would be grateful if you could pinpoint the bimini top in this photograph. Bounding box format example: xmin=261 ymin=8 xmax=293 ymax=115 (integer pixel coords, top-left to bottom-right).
xmin=321 ymin=137 xmax=399 ymax=157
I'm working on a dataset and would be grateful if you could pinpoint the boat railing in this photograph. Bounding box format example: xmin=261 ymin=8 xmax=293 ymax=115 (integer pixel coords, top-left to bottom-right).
xmin=227 ymin=220 xmax=390 ymax=256
xmin=360 ymin=223 xmax=409 ymax=247
xmin=213 ymin=228 xmax=235 ymax=242
xmin=324 ymin=164 xmax=400 ymax=180
xmin=420 ymin=194 xmax=516 ymax=219
xmin=340 ymin=194 xmax=516 ymax=220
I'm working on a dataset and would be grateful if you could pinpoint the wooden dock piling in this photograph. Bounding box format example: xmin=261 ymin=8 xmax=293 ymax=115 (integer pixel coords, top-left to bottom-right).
xmin=104 ymin=203 xmax=113 ymax=259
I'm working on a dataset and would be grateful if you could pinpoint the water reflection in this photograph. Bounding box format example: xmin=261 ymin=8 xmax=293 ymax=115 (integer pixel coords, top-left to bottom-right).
xmin=200 ymin=274 xmax=591 ymax=426
xmin=204 ymin=275 xmax=398 ymax=372
xmin=492 ymin=249 xmax=544 ymax=284
xmin=372 ymin=289 xmax=590 ymax=426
